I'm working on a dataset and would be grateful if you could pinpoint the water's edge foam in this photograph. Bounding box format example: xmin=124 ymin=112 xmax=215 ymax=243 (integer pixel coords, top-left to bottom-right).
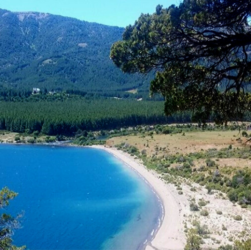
xmin=97 ymin=148 xmax=164 ymax=250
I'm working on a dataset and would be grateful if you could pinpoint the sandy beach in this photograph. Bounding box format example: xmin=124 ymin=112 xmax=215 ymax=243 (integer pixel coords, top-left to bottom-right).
xmin=93 ymin=145 xmax=186 ymax=250
xmin=93 ymin=145 xmax=251 ymax=250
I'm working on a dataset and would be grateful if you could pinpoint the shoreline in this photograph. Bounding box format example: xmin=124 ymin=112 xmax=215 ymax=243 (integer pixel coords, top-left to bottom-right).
xmin=93 ymin=145 xmax=186 ymax=250
xmin=4 ymin=142 xmax=251 ymax=249
xmin=93 ymin=145 xmax=251 ymax=250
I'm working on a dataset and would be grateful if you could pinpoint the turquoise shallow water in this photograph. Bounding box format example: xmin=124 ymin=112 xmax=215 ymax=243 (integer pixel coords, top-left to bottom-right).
xmin=0 ymin=144 xmax=161 ymax=250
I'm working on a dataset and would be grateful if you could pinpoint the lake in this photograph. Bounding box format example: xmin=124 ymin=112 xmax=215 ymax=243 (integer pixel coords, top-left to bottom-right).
xmin=0 ymin=144 xmax=161 ymax=250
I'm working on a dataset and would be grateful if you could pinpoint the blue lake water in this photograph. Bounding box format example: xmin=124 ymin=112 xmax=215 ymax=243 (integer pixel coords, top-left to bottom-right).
xmin=0 ymin=144 xmax=161 ymax=250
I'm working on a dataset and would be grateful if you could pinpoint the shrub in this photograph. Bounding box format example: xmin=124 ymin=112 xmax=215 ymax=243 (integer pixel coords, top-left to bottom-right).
xmin=227 ymin=189 xmax=238 ymax=202
xmin=198 ymin=165 xmax=205 ymax=171
xmin=141 ymin=149 xmax=146 ymax=155
xmin=45 ymin=136 xmax=56 ymax=143
xmin=14 ymin=136 xmax=21 ymax=142
xmin=183 ymin=162 xmax=191 ymax=169
xmin=33 ymin=131 xmax=40 ymax=136
xmin=27 ymin=138 xmax=35 ymax=144
xmin=178 ymin=156 xmax=185 ymax=162
xmin=241 ymin=204 xmax=247 ymax=208
xmin=193 ymin=221 xmax=210 ymax=236
xmin=185 ymin=229 xmax=202 ymax=250
xmin=200 ymin=209 xmax=209 ymax=216
xmin=206 ymin=159 xmax=216 ymax=167
xmin=162 ymin=128 xmax=171 ymax=134
xmin=190 ymin=202 xmax=199 ymax=211
xmin=128 ymin=146 xmax=138 ymax=154
xmin=234 ymin=238 xmax=251 ymax=249
xmin=242 ymin=131 xmax=248 ymax=137
xmin=206 ymin=185 xmax=213 ymax=194
xmin=233 ymin=215 xmax=242 ymax=221
xmin=218 ymin=245 xmax=233 ymax=250
xmin=198 ymin=200 xmax=207 ymax=207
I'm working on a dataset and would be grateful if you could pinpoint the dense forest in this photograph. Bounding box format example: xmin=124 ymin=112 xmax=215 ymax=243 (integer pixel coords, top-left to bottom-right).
xmin=0 ymin=89 xmax=250 ymax=136
xmin=0 ymin=95 xmax=191 ymax=136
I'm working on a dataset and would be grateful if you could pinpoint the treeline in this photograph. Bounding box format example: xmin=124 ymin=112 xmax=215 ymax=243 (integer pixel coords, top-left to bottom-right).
xmin=0 ymin=87 xmax=162 ymax=101
xmin=0 ymin=99 xmax=191 ymax=136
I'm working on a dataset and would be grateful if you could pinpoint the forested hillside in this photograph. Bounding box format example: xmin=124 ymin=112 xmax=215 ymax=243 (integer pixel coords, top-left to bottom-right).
xmin=0 ymin=9 xmax=152 ymax=95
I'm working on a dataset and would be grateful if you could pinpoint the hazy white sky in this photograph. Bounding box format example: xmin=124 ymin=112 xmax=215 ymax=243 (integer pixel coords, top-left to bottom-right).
xmin=0 ymin=0 xmax=180 ymax=27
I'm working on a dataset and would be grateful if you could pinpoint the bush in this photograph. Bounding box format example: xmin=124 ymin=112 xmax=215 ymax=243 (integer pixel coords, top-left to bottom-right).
xmin=198 ymin=200 xmax=207 ymax=207
xmin=162 ymin=128 xmax=171 ymax=134
xmin=141 ymin=149 xmax=146 ymax=155
xmin=193 ymin=221 xmax=210 ymax=236
xmin=200 ymin=209 xmax=209 ymax=216
xmin=233 ymin=215 xmax=242 ymax=221
xmin=33 ymin=131 xmax=40 ymax=136
xmin=45 ymin=136 xmax=56 ymax=143
xmin=218 ymin=245 xmax=233 ymax=250
xmin=206 ymin=159 xmax=216 ymax=167
xmin=198 ymin=165 xmax=205 ymax=171
xmin=128 ymin=146 xmax=138 ymax=154
xmin=206 ymin=185 xmax=213 ymax=194
xmin=190 ymin=202 xmax=199 ymax=211
xmin=234 ymin=238 xmax=251 ymax=249
xmin=14 ymin=136 xmax=21 ymax=142
xmin=227 ymin=189 xmax=238 ymax=202
xmin=183 ymin=162 xmax=191 ymax=169
xmin=185 ymin=229 xmax=202 ymax=250
xmin=242 ymin=131 xmax=248 ymax=137
xmin=27 ymin=138 xmax=35 ymax=144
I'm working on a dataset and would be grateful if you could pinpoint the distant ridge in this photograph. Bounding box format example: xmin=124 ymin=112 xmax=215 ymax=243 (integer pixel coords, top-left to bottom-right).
xmin=0 ymin=9 xmax=151 ymax=93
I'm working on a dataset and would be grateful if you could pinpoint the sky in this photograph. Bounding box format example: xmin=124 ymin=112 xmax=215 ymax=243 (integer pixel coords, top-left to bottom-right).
xmin=0 ymin=0 xmax=180 ymax=27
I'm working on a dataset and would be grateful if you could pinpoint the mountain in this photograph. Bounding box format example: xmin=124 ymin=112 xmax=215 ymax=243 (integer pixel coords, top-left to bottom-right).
xmin=0 ymin=9 xmax=151 ymax=94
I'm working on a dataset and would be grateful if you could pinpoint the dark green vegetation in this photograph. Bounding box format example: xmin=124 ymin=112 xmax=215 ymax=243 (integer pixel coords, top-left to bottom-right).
xmin=0 ymin=8 xmax=152 ymax=96
xmin=0 ymin=187 xmax=24 ymax=250
xmin=219 ymin=239 xmax=251 ymax=250
xmin=111 ymin=0 xmax=251 ymax=124
xmin=186 ymin=224 xmax=251 ymax=250
xmin=0 ymin=94 xmax=190 ymax=137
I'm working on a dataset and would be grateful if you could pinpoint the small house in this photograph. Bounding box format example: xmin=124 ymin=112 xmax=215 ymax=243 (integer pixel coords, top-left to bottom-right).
xmin=32 ymin=88 xmax=41 ymax=94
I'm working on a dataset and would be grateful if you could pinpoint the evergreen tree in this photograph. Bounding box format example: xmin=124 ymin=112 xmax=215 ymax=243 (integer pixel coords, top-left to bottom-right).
xmin=110 ymin=0 xmax=251 ymax=124
xmin=0 ymin=187 xmax=25 ymax=250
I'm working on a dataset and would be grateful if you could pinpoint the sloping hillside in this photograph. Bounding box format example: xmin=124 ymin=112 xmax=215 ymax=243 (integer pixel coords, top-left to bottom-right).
xmin=0 ymin=9 xmax=151 ymax=93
